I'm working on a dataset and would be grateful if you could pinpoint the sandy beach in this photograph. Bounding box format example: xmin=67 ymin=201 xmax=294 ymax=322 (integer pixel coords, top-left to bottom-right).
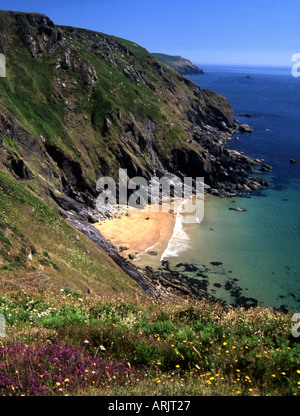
xmin=93 ymin=204 xmax=177 ymax=263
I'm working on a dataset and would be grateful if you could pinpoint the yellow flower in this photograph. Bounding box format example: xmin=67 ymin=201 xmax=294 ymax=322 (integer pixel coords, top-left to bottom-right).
xmin=281 ymin=372 xmax=286 ymax=375
xmin=271 ymin=374 xmax=276 ymax=378
xmin=56 ymin=382 xmax=61 ymax=386
xmin=297 ymin=370 xmax=300 ymax=374
xmin=175 ymin=365 xmax=180 ymax=368
xmin=64 ymin=378 xmax=70 ymax=382
xmin=223 ymin=342 xmax=227 ymax=346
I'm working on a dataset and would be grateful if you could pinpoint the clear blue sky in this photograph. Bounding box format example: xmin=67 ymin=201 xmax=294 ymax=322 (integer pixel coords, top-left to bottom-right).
xmin=1 ymin=0 xmax=299 ymax=66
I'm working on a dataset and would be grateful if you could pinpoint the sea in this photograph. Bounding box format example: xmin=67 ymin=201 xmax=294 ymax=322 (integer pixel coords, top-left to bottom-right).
xmin=147 ymin=65 xmax=300 ymax=312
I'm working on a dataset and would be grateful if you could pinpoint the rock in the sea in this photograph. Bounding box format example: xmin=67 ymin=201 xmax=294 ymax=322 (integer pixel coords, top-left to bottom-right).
xmin=239 ymin=124 xmax=253 ymax=133
xmin=290 ymin=158 xmax=298 ymax=164
xmin=260 ymin=164 xmax=272 ymax=172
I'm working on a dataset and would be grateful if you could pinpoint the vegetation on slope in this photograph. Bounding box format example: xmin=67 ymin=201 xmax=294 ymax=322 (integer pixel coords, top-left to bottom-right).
xmin=0 ymin=11 xmax=290 ymax=399
xmin=0 ymin=170 xmax=137 ymax=295
xmin=0 ymin=286 xmax=299 ymax=396
xmin=152 ymin=53 xmax=204 ymax=75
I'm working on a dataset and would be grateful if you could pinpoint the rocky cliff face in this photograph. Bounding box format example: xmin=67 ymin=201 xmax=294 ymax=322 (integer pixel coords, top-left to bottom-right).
xmin=152 ymin=53 xmax=204 ymax=75
xmin=0 ymin=11 xmax=269 ymax=296
xmin=0 ymin=11 xmax=267 ymax=209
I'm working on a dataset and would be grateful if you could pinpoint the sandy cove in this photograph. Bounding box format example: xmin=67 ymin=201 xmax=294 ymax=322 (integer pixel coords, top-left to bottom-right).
xmin=93 ymin=204 xmax=177 ymax=262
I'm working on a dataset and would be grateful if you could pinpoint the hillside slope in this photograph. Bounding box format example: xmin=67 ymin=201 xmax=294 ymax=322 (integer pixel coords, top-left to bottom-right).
xmin=0 ymin=11 xmax=268 ymax=296
xmin=152 ymin=53 xmax=204 ymax=75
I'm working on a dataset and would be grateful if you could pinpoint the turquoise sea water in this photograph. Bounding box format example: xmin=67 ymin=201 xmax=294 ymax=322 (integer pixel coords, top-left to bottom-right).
xmin=162 ymin=66 xmax=300 ymax=311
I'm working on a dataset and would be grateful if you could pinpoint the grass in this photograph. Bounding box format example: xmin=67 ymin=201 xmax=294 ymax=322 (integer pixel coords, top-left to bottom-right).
xmin=0 ymin=170 xmax=138 ymax=295
xmin=0 ymin=285 xmax=299 ymax=396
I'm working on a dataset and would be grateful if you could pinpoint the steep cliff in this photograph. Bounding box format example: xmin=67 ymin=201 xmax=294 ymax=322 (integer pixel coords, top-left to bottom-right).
xmin=0 ymin=11 xmax=268 ymax=296
xmin=152 ymin=53 xmax=204 ymax=75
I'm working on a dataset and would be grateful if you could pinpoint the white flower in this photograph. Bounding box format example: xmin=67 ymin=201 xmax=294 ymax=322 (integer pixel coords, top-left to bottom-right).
xmin=84 ymin=340 xmax=89 ymax=344
xmin=100 ymin=345 xmax=106 ymax=351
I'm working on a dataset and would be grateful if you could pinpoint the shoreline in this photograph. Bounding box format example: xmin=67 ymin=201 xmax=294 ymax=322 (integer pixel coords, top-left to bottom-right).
xmin=93 ymin=202 xmax=178 ymax=263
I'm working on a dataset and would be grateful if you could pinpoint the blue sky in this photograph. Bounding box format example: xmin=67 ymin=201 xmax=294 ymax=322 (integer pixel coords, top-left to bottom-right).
xmin=1 ymin=0 xmax=299 ymax=66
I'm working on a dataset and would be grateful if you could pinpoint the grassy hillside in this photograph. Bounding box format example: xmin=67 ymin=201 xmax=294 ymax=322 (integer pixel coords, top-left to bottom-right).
xmin=0 ymin=287 xmax=299 ymax=396
xmin=152 ymin=53 xmax=204 ymax=75
xmin=0 ymin=170 xmax=138 ymax=295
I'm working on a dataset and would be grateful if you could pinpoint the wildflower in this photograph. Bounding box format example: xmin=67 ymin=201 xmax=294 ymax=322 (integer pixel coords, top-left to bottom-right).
xmin=56 ymin=382 xmax=61 ymax=386
xmin=281 ymin=372 xmax=286 ymax=376
xmin=223 ymin=342 xmax=227 ymax=346
xmin=83 ymin=340 xmax=89 ymax=344
xmin=175 ymin=365 xmax=180 ymax=368
xmin=271 ymin=374 xmax=276 ymax=378
xmin=100 ymin=345 xmax=106 ymax=351
xmin=297 ymin=370 xmax=300 ymax=374
xmin=64 ymin=378 xmax=70 ymax=382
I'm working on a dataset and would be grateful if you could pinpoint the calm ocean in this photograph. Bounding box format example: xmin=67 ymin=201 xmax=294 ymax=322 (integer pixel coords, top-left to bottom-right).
xmin=162 ymin=66 xmax=300 ymax=311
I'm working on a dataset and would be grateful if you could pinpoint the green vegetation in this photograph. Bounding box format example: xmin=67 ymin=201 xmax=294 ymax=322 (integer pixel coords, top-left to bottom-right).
xmin=152 ymin=53 xmax=204 ymax=75
xmin=0 ymin=287 xmax=299 ymax=396
xmin=0 ymin=12 xmax=290 ymax=398
xmin=0 ymin=171 xmax=137 ymax=294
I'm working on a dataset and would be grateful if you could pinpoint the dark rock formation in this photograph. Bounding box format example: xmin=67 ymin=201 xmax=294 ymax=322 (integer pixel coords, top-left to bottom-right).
xmin=239 ymin=124 xmax=253 ymax=133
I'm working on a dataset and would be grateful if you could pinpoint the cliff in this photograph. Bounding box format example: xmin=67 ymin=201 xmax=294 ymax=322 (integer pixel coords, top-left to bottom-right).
xmin=152 ymin=53 xmax=204 ymax=75
xmin=0 ymin=11 xmax=268 ymax=298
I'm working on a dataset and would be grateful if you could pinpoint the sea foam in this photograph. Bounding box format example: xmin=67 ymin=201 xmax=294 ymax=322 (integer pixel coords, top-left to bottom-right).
xmin=160 ymin=200 xmax=190 ymax=260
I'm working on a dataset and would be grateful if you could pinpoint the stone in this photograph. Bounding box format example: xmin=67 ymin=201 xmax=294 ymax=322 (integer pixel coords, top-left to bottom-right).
xmin=239 ymin=124 xmax=253 ymax=133
xmin=260 ymin=164 xmax=272 ymax=172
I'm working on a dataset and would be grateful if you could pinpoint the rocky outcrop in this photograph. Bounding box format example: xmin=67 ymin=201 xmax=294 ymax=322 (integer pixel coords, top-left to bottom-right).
xmin=152 ymin=53 xmax=204 ymax=75
xmin=239 ymin=124 xmax=253 ymax=133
